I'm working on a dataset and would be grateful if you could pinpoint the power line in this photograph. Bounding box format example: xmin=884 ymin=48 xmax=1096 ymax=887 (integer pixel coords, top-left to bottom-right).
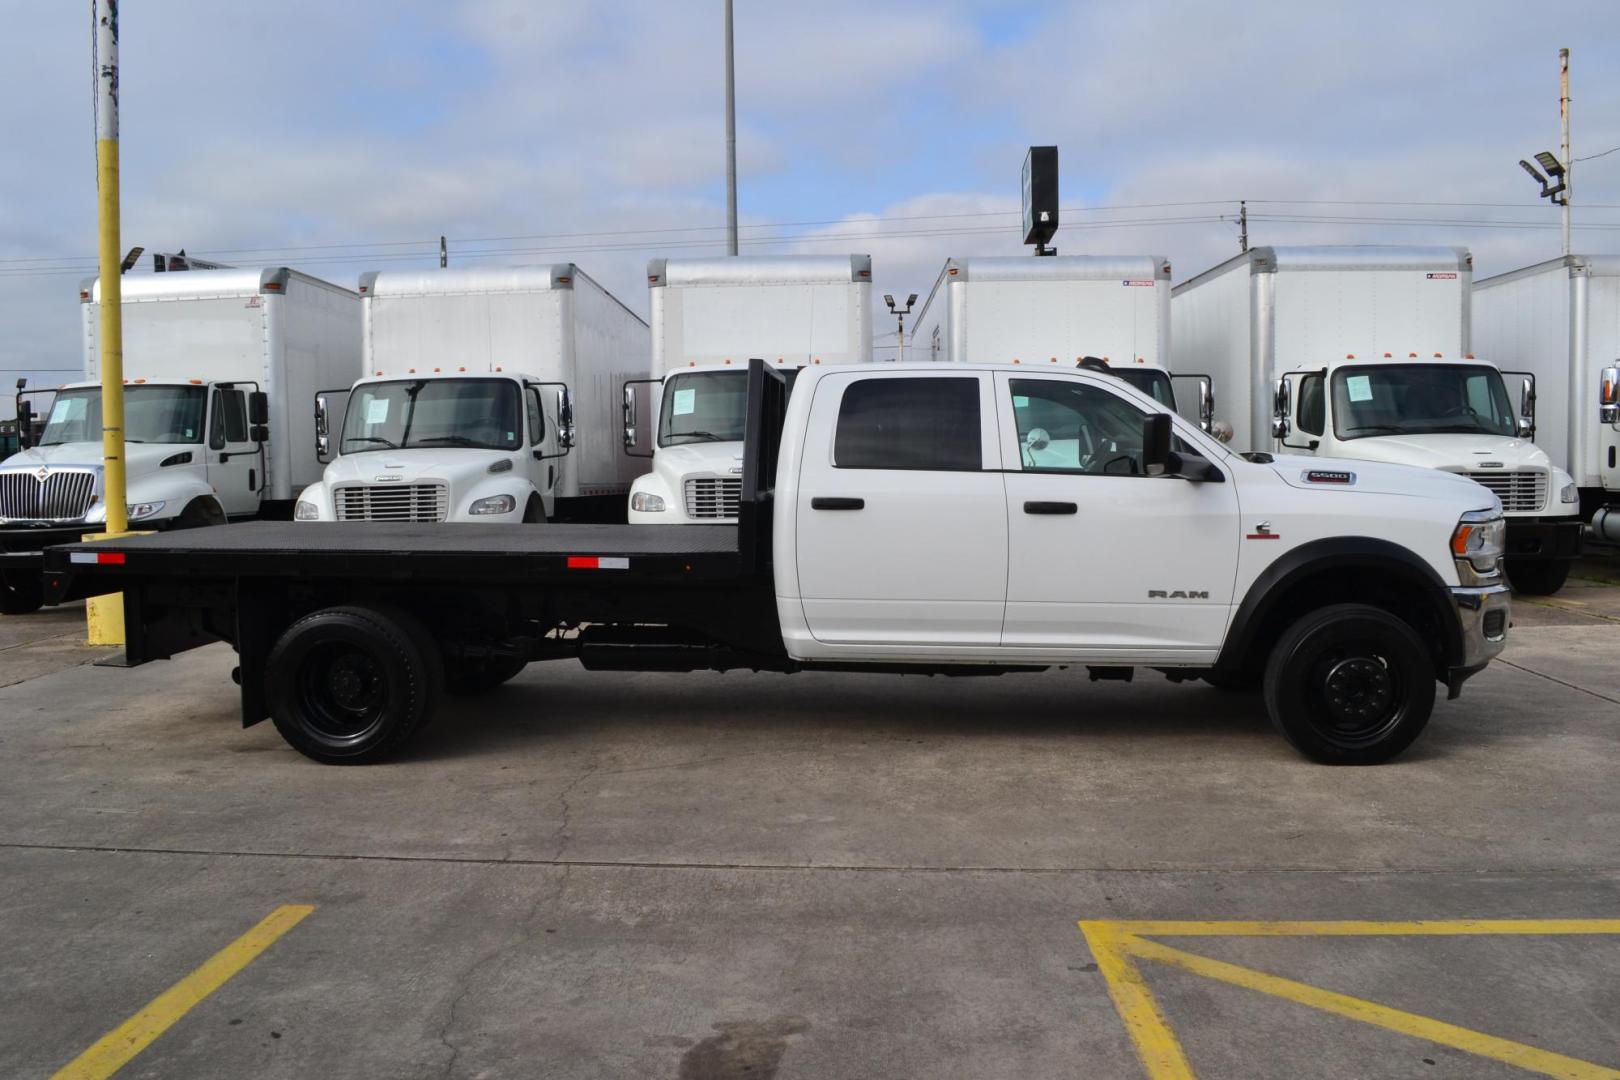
xmin=1573 ymin=144 xmax=1620 ymax=163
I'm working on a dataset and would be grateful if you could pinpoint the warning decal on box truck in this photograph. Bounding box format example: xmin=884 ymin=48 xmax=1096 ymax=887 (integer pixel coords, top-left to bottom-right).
xmin=1426 ymin=272 xmax=1458 ymax=280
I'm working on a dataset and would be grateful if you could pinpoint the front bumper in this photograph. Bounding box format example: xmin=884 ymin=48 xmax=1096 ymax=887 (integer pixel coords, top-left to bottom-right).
xmin=1504 ymin=517 xmax=1583 ymax=560
xmin=0 ymin=523 xmax=101 ymax=557
xmin=1446 ymin=584 xmax=1511 ymax=696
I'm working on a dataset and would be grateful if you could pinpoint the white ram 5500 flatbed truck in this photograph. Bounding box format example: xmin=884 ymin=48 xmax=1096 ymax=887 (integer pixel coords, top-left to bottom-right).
xmin=48 ymin=360 xmax=1509 ymax=768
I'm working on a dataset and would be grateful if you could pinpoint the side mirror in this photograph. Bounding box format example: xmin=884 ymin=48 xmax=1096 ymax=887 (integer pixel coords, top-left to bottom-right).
xmin=556 ymin=387 xmax=576 ymax=450
xmin=1143 ymin=413 xmax=1172 ymax=476
xmin=1601 ymin=365 xmax=1620 ymax=426
xmin=1197 ymin=377 xmax=1215 ymax=433
xmin=1271 ymin=378 xmax=1292 ymax=440
xmin=622 ymin=384 xmax=637 ymax=449
xmin=1517 ymin=377 xmax=1536 ymax=440
xmin=251 ymin=423 xmax=269 ymax=444
xmin=15 ymin=401 xmax=33 ymax=450
xmin=248 ymin=390 xmax=269 ymax=426
xmin=314 ymin=395 xmax=332 ymax=462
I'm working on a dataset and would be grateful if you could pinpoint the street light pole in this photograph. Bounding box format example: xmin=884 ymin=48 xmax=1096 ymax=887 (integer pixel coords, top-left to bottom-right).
xmin=885 ymin=294 xmax=918 ymax=363
xmin=1560 ymin=47 xmax=1571 ymax=256
xmin=93 ymin=0 xmax=127 ymax=537
xmin=724 ymin=0 xmax=738 ymax=256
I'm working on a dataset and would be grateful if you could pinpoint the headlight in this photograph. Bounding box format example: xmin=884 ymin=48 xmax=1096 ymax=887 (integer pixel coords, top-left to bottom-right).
xmin=631 ymin=491 xmax=665 ymax=513
xmin=468 ymin=494 xmax=517 ymax=516
xmin=1451 ymin=510 xmax=1506 ymax=581
xmin=1560 ymin=482 xmax=1578 ymax=504
xmin=127 ymin=501 xmax=166 ymax=521
xmin=294 ymin=500 xmax=320 ymax=521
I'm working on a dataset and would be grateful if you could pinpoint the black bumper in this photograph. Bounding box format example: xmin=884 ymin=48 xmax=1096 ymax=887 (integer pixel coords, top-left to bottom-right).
xmin=0 ymin=525 xmax=103 ymax=576
xmin=1504 ymin=518 xmax=1582 ymax=560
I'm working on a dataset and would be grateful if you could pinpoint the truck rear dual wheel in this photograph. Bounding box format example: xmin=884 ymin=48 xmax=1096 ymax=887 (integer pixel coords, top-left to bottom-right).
xmin=1505 ymin=558 xmax=1571 ymax=596
xmin=0 ymin=571 xmax=44 ymax=616
xmin=265 ymin=605 xmax=443 ymax=764
xmin=1263 ymin=603 xmax=1435 ymax=765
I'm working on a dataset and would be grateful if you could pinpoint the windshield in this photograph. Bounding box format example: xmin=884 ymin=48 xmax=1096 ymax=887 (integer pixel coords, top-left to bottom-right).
xmin=341 ymin=379 xmax=523 ymax=454
xmin=1330 ymin=365 xmax=1517 ymax=440
xmin=39 ymin=386 xmax=206 ymax=446
xmin=659 ymin=370 xmax=748 ymax=447
xmin=1109 ymin=368 xmax=1176 ymax=408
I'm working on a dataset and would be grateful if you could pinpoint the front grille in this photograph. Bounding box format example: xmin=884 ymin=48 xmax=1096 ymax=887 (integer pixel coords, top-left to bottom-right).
xmin=1463 ymin=469 xmax=1546 ymax=514
xmin=334 ymin=483 xmax=449 ymax=522
xmin=684 ymin=476 xmax=741 ymax=519
xmin=0 ymin=469 xmax=97 ymax=521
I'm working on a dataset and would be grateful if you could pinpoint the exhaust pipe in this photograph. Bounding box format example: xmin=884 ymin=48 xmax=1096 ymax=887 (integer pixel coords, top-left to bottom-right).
xmin=1590 ymin=505 xmax=1620 ymax=545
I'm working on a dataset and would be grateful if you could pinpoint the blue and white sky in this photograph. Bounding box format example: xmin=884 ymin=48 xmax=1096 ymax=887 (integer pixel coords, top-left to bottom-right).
xmin=3 ymin=0 xmax=1619 ymax=391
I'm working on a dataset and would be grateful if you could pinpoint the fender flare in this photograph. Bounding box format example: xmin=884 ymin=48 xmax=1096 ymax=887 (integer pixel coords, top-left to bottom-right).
xmin=1215 ymin=536 xmax=1462 ymax=673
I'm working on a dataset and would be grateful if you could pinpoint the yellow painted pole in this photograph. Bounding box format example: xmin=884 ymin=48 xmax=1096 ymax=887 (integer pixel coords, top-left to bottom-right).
xmin=86 ymin=0 xmax=133 ymax=645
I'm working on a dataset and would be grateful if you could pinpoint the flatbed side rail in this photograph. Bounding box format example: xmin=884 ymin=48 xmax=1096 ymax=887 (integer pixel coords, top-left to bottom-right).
xmin=738 ymin=358 xmax=791 ymax=576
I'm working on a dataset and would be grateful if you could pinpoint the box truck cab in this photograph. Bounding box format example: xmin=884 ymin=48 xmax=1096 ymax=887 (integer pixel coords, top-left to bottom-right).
xmin=1175 ymin=246 xmax=1581 ymax=594
xmin=294 ymin=265 xmax=649 ymax=525
xmin=0 ymin=268 xmax=358 ymax=614
xmin=1472 ymin=254 xmax=1620 ymax=546
xmin=909 ymin=254 xmax=1215 ymax=429
xmin=626 ymin=255 xmax=871 ymax=524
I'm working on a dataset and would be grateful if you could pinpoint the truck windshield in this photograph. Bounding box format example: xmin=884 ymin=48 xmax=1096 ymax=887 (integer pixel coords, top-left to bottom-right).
xmin=659 ymin=370 xmax=748 ymax=447
xmin=38 ymin=386 xmax=206 ymax=446
xmin=341 ymin=379 xmax=523 ymax=454
xmin=1110 ymin=368 xmax=1175 ymax=408
xmin=1331 ymin=365 xmax=1517 ymax=440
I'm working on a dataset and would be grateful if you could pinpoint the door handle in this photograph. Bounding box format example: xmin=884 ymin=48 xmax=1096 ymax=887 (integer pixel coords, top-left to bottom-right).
xmin=1023 ymin=500 xmax=1077 ymax=515
xmin=811 ymin=497 xmax=864 ymax=511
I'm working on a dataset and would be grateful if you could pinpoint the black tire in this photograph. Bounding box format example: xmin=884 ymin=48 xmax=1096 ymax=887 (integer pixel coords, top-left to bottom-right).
xmin=1506 ymin=558 xmax=1571 ymax=596
xmin=0 ymin=571 xmax=45 ymax=615
xmin=1202 ymin=670 xmax=1261 ymax=693
xmin=171 ymin=497 xmax=227 ymax=530
xmin=264 ymin=605 xmax=439 ymax=764
xmin=445 ymin=656 xmax=528 ymax=696
xmin=522 ymin=495 xmax=544 ymax=524
xmin=1262 ymin=603 xmax=1436 ymax=765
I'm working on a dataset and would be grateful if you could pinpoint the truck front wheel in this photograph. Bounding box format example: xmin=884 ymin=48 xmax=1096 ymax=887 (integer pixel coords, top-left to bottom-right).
xmin=1505 ymin=558 xmax=1571 ymax=596
xmin=0 ymin=571 xmax=44 ymax=615
xmin=1263 ymin=603 xmax=1435 ymax=765
xmin=265 ymin=605 xmax=439 ymax=764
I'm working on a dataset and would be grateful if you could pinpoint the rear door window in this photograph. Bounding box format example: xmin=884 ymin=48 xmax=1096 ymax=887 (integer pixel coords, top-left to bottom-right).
xmin=833 ymin=377 xmax=981 ymax=471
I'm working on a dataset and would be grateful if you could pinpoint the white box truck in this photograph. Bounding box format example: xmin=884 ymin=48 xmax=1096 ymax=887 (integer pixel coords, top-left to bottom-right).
xmin=1472 ymin=254 xmax=1620 ymax=545
xmin=909 ymin=255 xmax=1212 ymax=426
xmin=0 ymin=267 xmax=359 ymax=613
xmin=1173 ymin=246 xmax=1581 ymax=594
xmin=295 ymin=264 xmax=649 ymax=525
xmin=625 ymin=254 xmax=872 ymax=524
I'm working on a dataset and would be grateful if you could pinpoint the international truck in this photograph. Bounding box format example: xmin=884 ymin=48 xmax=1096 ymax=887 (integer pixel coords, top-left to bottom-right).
xmin=625 ymin=254 xmax=871 ymax=524
xmin=0 ymin=268 xmax=358 ymax=614
xmin=45 ymin=359 xmax=1509 ymax=767
xmin=1173 ymin=245 xmax=1581 ymax=594
xmin=1471 ymin=254 xmax=1620 ymax=546
xmin=294 ymin=265 xmax=649 ymax=525
xmin=910 ymin=254 xmax=1213 ymax=427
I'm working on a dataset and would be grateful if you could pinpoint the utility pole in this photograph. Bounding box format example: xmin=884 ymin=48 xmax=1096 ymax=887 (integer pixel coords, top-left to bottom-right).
xmin=1560 ymin=47 xmax=1571 ymax=256
xmin=885 ymin=294 xmax=917 ymax=363
xmin=440 ymin=235 xmax=448 ymax=268
xmin=93 ymin=0 xmax=126 ymax=538
xmin=1238 ymin=200 xmax=1249 ymax=253
xmin=724 ymin=0 xmax=738 ymax=256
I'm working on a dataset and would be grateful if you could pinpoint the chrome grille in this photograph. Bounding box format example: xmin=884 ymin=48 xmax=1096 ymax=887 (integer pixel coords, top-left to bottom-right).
xmin=683 ymin=476 xmax=741 ymax=519
xmin=0 ymin=469 xmax=96 ymax=521
xmin=334 ymin=483 xmax=448 ymax=522
xmin=1464 ymin=469 xmax=1547 ymax=514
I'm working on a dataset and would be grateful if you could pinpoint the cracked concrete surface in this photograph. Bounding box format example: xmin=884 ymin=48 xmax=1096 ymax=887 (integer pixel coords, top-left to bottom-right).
xmin=1 ymin=569 xmax=1618 ymax=1078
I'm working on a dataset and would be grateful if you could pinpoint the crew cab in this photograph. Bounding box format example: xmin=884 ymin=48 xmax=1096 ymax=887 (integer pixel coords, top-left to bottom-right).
xmin=43 ymin=361 xmax=1510 ymax=766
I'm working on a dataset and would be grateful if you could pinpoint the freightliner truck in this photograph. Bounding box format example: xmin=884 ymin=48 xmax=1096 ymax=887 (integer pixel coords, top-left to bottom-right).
xmin=910 ymin=254 xmax=1214 ymax=428
xmin=295 ymin=265 xmax=649 ymax=525
xmin=45 ymin=359 xmax=1509 ymax=767
xmin=625 ymin=255 xmax=871 ymax=524
xmin=1173 ymin=245 xmax=1582 ymax=594
xmin=1472 ymin=254 xmax=1620 ymax=546
xmin=0 ymin=268 xmax=359 ymax=614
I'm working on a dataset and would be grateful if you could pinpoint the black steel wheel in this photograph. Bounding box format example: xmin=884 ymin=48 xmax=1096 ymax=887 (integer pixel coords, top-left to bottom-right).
xmin=265 ymin=605 xmax=437 ymax=764
xmin=445 ymin=656 xmax=528 ymax=696
xmin=1505 ymin=558 xmax=1571 ymax=596
xmin=0 ymin=570 xmax=45 ymax=615
xmin=1263 ymin=603 xmax=1435 ymax=765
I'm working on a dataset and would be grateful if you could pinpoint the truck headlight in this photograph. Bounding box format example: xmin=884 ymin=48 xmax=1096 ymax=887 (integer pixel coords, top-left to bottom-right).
xmin=1560 ymin=482 xmax=1578 ymax=504
xmin=1451 ymin=510 xmax=1506 ymax=581
xmin=468 ymin=494 xmax=517 ymax=516
xmin=294 ymin=500 xmax=320 ymax=521
xmin=631 ymin=491 xmax=665 ymax=513
xmin=127 ymin=501 xmax=166 ymax=521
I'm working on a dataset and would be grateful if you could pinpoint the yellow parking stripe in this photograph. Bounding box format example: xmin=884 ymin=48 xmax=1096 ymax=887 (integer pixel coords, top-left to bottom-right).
xmin=1099 ymin=919 xmax=1620 ymax=938
xmin=50 ymin=904 xmax=315 ymax=1080
xmin=1079 ymin=922 xmax=1195 ymax=1080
